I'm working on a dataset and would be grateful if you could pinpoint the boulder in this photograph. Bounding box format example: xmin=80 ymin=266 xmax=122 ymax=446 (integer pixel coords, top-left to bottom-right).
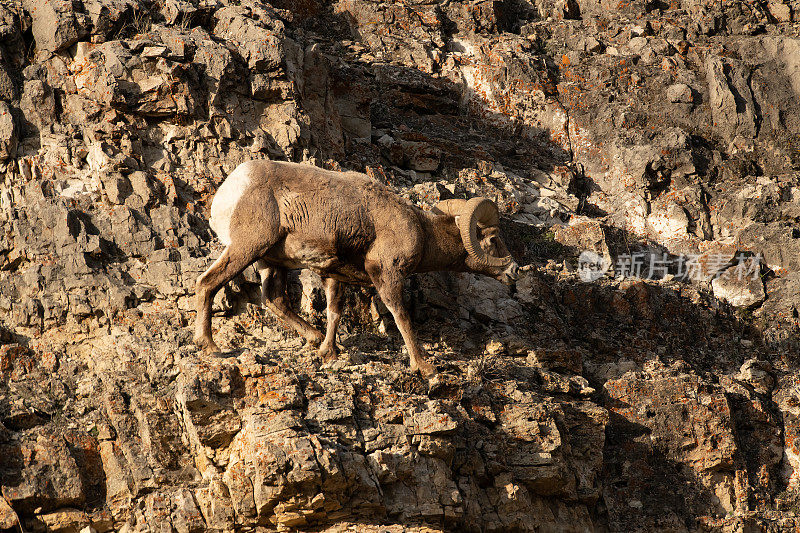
xmin=737 ymin=222 xmax=800 ymax=273
xmin=712 ymin=265 xmax=766 ymax=308
xmin=706 ymin=56 xmax=759 ymax=143
xmin=1 ymin=432 xmax=86 ymax=514
xmin=23 ymin=0 xmax=89 ymax=53
xmin=666 ymin=83 xmax=694 ymax=103
xmin=19 ymin=79 xmax=57 ymax=132
xmin=213 ymin=6 xmax=285 ymax=72
xmin=191 ymin=32 xmax=235 ymax=108
xmin=74 ymin=40 xmax=196 ymax=116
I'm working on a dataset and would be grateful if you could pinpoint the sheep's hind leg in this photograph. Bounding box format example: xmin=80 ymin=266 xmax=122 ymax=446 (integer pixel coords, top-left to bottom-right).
xmin=257 ymin=261 xmax=325 ymax=347
xmin=194 ymin=246 xmax=260 ymax=355
xmin=318 ymin=277 xmax=343 ymax=362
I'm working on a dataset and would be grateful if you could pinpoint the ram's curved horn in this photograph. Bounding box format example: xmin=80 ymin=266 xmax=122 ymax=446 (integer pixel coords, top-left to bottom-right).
xmin=432 ymin=199 xmax=467 ymax=217
xmin=436 ymin=198 xmax=512 ymax=268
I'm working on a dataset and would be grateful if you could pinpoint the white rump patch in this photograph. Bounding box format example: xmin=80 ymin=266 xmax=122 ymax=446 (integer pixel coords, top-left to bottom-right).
xmin=210 ymin=162 xmax=253 ymax=245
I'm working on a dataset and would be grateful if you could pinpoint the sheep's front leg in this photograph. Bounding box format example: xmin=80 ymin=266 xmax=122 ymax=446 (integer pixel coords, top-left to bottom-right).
xmin=318 ymin=277 xmax=343 ymax=362
xmin=367 ymin=267 xmax=437 ymax=378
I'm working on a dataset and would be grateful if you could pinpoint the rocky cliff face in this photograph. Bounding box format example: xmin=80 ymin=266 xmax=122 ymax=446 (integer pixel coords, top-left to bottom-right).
xmin=0 ymin=0 xmax=799 ymax=531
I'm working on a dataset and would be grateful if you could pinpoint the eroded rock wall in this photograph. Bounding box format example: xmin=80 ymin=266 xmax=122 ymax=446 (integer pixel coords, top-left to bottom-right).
xmin=0 ymin=0 xmax=799 ymax=531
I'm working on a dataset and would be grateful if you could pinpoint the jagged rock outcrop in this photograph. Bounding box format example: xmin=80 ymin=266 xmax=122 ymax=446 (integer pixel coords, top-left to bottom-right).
xmin=0 ymin=0 xmax=798 ymax=531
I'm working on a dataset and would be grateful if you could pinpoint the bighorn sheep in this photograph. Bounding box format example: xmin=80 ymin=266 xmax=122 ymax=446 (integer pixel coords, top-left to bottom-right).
xmin=194 ymin=160 xmax=519 ymax=377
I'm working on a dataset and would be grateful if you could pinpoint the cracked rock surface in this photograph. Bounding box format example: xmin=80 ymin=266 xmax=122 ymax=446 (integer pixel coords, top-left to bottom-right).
xmin=0 ymin=0 xmax=800 ymax=531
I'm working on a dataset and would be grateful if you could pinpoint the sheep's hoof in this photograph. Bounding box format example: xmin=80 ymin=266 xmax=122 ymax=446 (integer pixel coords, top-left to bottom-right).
xmin=318 ymin=344 xmax=339 ymax=363
xmin=304 ymin=332 xmax=325 ymax=348
xmin=201 ymin=343 xmax=221 ymax=356
xmin=412 ymin=360 xmax=438 ymax=379
xmin=194 ymin=335 xmax=221 ymax=356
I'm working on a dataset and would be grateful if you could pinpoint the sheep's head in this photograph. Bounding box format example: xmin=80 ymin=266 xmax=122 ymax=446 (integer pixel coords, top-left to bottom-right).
xmin=434 ymin=198 xmax=520 ymax=285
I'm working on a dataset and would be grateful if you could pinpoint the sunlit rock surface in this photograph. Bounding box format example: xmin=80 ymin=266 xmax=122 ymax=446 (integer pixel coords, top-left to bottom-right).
xmin=0 ymin=0 xmax=799 ymax=531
